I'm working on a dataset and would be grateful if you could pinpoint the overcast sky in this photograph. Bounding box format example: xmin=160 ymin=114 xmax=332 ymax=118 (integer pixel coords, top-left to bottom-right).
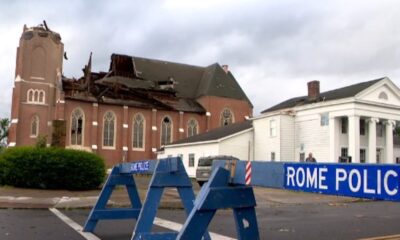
xmin=1 ymin=0 xmax=400 ymax=117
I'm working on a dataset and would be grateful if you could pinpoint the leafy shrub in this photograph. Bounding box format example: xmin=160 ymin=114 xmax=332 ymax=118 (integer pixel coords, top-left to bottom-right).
xmin=0 ymin=147 xmax=105 ymax=190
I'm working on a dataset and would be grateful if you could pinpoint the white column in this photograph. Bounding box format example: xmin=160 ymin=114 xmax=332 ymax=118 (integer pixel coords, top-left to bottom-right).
xmin=385 ymin=120 xmax=396 ymax=164
xmin=329 ymin=117 xmax=339 ymax=162
xmin=368 ymin=118 xmax=379 ymax=164
xmin=348 ymin=115 xmax=360 ymax=163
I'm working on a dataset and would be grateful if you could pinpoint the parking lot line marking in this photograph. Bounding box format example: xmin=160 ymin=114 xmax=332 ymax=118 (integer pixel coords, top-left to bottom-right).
xmin=359 ymin=234 xmax=400 ymax=240
xmin=49 ymin=208 xmax=101 ymax=240
xmin=50 ymin=208 xmax=234 ymax=240
xmin=154 ymin=217 xmax=236 ymax=240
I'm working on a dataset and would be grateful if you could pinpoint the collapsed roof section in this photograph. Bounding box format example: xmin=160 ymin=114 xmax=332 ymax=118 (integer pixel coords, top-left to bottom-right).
xmin=62 ymin=54 xmax=253 ymax=112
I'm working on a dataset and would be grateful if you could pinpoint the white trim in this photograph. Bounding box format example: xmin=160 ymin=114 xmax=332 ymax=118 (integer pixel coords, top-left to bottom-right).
xmin=133 ymin=147 xmax=145 ymax=152
xmin=58 ymin=100 xmax=65 ymax=104
xmin=179 ymin=128 xmax=184 ymax=133
xmin=152 ymin=126 xmax=157 ymax=131
xmin=92 ymin=103 xmax=98 ymax=107
xmin=47 ymin=121 xmax=52 ymax=126
xmin=8 ymin=142 xmax=16 ymax=147
xmin=15 ymin=77 xmax=54 ymax=87
xmin=123 ymin=105 xmax=128 ymax=109
xmin=91 ymin=145 xmax=97 ymax=149
xmin=92 ymin=121 xmax=98 ymax=126
xmin=123 ymin=124 xmax=128 ymax=128
xmin=206 ymin=112 xmax=211 ymax=116
xmin=15 ymin=75 xmax=22 ymax=82
xmin=123 ymin=146 xmax=128 ymax=151
xmin=164 ymin=127 xmax=253 ymax=148
xmin=152 ymin=148 xmax=157 ymax=152
xmin=152 ymin=109 xmax=157 ymax=112
xmin=11 ymin=119 xmax=18 ymax=124
xmin=179 ymin=111 xmax=184 ymax=115
xmin=30 ymin=76 xmax=45 ymax=80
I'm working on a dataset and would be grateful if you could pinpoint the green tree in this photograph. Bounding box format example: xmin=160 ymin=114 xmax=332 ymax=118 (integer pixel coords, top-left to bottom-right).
xmin=0 ymin=118 xmax=10 ymax=147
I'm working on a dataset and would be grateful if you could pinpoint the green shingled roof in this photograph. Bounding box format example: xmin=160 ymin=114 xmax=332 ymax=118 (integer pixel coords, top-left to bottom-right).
xmin=111 ymin=55 xmax=252 ymax=106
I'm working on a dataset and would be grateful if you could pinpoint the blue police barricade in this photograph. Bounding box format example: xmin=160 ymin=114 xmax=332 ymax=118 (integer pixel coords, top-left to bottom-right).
xmin=177 ymin=160 xmax=260 ymax=240
xmin=131 ymin=157 xmax=210 ymax=240
xmin=83 ymin=160 xmax=156 ymax=232
xmin=84 ymin=157 xmax=210 ymax=240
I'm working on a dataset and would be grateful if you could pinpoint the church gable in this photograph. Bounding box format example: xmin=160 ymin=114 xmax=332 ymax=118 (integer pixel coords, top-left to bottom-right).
xmin=356 ymin=77 xmax=400 ymax=106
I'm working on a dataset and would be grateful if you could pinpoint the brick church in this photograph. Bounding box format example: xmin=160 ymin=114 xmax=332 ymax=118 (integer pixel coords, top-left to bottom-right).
xmin=8 ymin=23 xmax=253 ymax=167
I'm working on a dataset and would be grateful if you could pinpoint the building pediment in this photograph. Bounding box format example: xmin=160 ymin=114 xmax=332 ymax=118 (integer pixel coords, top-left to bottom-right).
xmin=356 ymin=77 xmax=400 ymax=106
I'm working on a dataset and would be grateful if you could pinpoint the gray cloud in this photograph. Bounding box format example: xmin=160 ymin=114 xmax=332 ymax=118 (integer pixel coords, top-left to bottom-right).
xmin=0 ymin=0 xmax=400 ymax=117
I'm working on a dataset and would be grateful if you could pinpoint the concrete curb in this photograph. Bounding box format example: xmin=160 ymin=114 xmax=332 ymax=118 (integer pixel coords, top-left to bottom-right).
xmin=0 ymin=195 xmax=184 ymax=209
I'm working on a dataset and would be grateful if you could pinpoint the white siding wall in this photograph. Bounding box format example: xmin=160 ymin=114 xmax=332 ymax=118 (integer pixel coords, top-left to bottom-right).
xmin=158 ymin=143 xmax=219 ymax=177
xmin=279 ymin=115 xmax=295 ymax=161
xmin=295 ymin=114 xmax=330 ymax=162
xmin=253 ymin=116 xmax=281 ymax=161
xmin=219 ymin=130 xmax=253 ymax=160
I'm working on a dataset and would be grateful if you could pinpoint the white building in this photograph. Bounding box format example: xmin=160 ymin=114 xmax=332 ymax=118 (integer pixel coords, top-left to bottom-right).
xmin=255 ymin=77 xmax=400 ymax=164
xmin=157 ymin=121 xmax=253 ymax=177
xmin=158 ymin=77 xmax=400 ymax=176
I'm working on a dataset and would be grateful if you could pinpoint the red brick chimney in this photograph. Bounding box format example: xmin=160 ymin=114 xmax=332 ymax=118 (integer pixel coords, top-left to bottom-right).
xmin=307 ymin=80 xmax=320 ymax=100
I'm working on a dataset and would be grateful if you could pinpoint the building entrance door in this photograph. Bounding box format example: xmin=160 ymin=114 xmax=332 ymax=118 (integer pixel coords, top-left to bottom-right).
xmin=376 ymin=148 xmax=383 ymax=163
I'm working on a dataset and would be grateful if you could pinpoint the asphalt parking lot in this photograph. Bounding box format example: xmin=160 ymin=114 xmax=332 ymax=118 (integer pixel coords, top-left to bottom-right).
xmin=1 ymin=199 xmax=400 ymax=240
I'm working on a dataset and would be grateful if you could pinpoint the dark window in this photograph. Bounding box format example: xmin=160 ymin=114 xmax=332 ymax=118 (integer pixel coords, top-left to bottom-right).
xmin=320 ymin=113 xmax=329 ymax=126
xmin=341 ymin=117 xmax=348 ymax=134
xmin=299 ymin=153 xmax=305 ymax=162
xmin=341 ymin=148 xmax=348 ymax=157
xmin=188 ymin=153 xmax=195 ymax=167
xmin=360 ymin=149 xmax=366 ymax=163
xmin=376 ymin=148 xmax=382 ymax=163
xmin=271 ymin=152 xmax=275 ymax=161
xmin=360 ymin=119 xmax=366 ymax=135
xmin=377 ymin=123 xmax=383 ymax=137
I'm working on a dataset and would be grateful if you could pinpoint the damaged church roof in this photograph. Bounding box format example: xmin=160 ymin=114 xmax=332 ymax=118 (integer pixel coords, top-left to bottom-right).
xmin=62 ymin=54 xmax=252 ymax=112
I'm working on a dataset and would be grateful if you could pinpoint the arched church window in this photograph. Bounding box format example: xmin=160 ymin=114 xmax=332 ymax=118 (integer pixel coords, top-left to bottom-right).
xmin=132 ymin=113 xmax=145 ymax=149
xmin=103 ymin=111 xmax=116 ymax=148
xmin=220 ymin=108 xmax=234 ymax=126
xmin=187 ymin=118 xmax=198 ymax=137
xmin=161 ymin=116 xmax=172 ymax=146
xmin=30 ymin=115 xmax=39 ymax=137
xmin=71 ymin=108 xmax=84 ymax=145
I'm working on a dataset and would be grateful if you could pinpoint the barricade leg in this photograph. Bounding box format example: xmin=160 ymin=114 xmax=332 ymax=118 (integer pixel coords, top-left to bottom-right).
xmin=177 ymin=167 xmax=260 ymax=240
xmin=83 ymin=166 xmax=142 ymax=232
xmin=131 ymin=157 xmax=210 ymax=240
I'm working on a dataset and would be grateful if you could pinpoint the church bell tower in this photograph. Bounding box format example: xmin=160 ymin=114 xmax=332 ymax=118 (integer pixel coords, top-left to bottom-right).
xmin=8 ymin=22 xmax=64 ymax=147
